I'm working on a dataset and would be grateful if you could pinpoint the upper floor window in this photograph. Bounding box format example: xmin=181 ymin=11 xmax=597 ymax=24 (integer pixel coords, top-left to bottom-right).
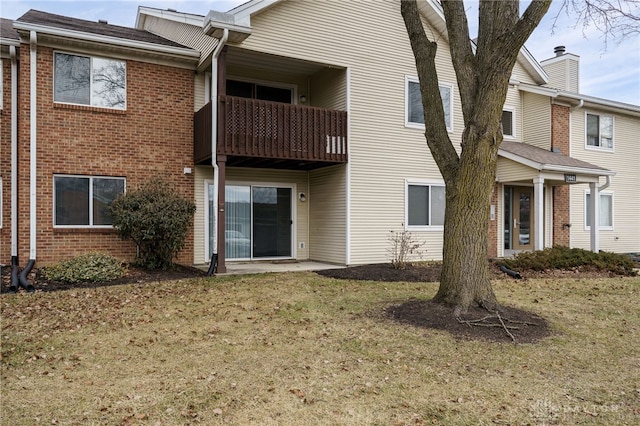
xmin=54 ymin=52 xmax=126 ymax=109
xmin=406 ymin=180 xmax=446 ymax=230
xmin=586 ymin=113 xmax=613 ymax=150
xmin=406 ymin=76 xmax=452 ymax=131
xmin=54 ymin=175 xmax=125 ymax=227
xmin=502 ymin=108 xmax=515 ymax=138
xmin=585 ymin=191 xmax=613 ymax=230
xmin=227 ymin=79 xmax=293 ymax=104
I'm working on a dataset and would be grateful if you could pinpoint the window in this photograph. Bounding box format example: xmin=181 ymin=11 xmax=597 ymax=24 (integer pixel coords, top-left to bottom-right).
xmin=406 ymin=181 xmax=445 ymax=229
xmin=227 ymin=79 xmax=293 ymax=104
xmin=54 ymin=52 xmax=126 ymax=109
xmin=54 ymin=175 xmax=125 ymax=227
xmin=586 ymin=113 xmax=613 ymax=149
xmin=585 ymin=192 xmax=613 ymax=229
xmin=502 ymin=108 xmax=515 ymax=138
xmin=406 ymin=76 xmax=452 ymax=130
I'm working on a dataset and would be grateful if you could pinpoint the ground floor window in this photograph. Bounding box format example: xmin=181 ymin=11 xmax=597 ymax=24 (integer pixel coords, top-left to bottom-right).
xmin=585 ymin=191 xmax=613 ymax=229
xmin=406 ymin=181 xmax=445 ymax=230
xmin=54 ymin=175 xmax=125 ymax=227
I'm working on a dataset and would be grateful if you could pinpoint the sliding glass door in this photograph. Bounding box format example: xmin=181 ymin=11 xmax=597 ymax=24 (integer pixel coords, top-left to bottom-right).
xmin=224 ymin=185 xmax=292 ymax=260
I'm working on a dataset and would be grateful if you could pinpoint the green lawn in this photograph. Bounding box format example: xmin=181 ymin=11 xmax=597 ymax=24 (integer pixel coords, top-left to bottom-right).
xmin=2 ymin=273 xmax=639 ymax=425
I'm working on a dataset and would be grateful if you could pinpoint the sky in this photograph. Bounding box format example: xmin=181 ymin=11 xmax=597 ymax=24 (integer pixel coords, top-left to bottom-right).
xmin=1 ymin=0 xmax=639 ymax=105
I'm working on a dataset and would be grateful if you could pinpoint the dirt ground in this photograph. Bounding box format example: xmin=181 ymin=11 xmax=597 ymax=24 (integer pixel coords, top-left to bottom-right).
xmin=1 ymin=260 xmax=620 ymax=343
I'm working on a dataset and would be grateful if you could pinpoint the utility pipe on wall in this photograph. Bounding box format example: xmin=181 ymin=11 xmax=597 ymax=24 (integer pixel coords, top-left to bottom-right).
xmin=18 ymin=30 xmax=37 ymax=291
xmin=9 ymin=45 xmax=19 ymax=290
xmin=206 ymin=28 xmax=228 ymax=277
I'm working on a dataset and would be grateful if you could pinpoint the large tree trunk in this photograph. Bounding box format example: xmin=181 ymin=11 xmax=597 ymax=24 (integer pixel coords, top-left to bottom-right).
xmin=400 ymin=0 xmax=551 ymax=312
xmin=434 ymin=132 xmax=499 ymax=312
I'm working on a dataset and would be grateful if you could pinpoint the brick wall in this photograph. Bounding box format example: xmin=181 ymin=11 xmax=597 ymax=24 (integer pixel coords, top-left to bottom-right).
xmin=551 ymin=104 xmax=570 ymax=246
xmin=15 ymin=45 xmax=196 ymax=266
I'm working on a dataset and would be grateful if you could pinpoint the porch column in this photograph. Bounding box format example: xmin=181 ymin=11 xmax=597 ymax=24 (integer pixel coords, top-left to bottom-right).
xmin=217 ymin=155 xmax=227 ymax=273
xmin=533 ymin=177 xmax=544 ymax=250
xmin=589 ymin=182 xmax=599 ymax=252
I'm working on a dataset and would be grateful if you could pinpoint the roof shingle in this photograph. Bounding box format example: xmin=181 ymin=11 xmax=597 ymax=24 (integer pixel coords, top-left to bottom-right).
xmin=16 ymin=9 xmax=187 ymax=49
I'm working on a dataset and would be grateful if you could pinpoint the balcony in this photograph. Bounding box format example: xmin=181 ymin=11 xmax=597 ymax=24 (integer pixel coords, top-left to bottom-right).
xmin=194 ymin=95 xmax=348 ymax=170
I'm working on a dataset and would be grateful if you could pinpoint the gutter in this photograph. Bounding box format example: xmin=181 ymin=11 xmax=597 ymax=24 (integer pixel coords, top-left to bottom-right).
xmin=18 ymin=31 xmax=38 ymax=291
xmin=206 ymin=29 xmax=229 ymax=277
xmin=9 ymin=45 xmax=20 ymax=290
xmin=12 ymin=21 xmax=200 ymax=60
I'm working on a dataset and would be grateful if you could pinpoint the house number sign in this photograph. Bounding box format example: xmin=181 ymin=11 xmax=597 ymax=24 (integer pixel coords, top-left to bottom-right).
xmin=564 ymin=174 xmax=577 ymax=183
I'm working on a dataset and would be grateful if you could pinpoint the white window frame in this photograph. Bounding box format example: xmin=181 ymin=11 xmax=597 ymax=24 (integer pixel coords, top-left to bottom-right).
xmin=502 ymin=107 xmax=516 ymax=139
xmin=405 ymin=76 xmax=453 ymax=132
xmin=585 ymin=112 xmax=614 ymax=152
xmin=405 ymin=179 xmax=446 ymax=231
xmin=584 ymin=190 xmax=614 ymax=231
xmin=53 ymin=174 xmax=126 ymax=228
xmin=53 ymin=51 xmax=127 ymax=110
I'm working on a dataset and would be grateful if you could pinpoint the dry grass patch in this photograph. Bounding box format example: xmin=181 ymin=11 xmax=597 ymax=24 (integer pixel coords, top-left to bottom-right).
xmin=2 ymin=273 xmax=639 ymax=425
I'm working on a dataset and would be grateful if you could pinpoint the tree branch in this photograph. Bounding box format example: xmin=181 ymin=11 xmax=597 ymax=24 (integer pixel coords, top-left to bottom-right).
xmin=441 ymin=0 xmax=477 ymax=123
xmin=400 ymin=0 xmax=460 ymax=183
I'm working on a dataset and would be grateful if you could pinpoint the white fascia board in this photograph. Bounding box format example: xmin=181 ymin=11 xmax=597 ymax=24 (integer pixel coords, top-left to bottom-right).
xmin=541 ymin=164 xmax=616 ymax=176
xmin=557 ymin=91 xmax=640 ymax=116
xmin=499 ymin=149 xmax=544 ymax=170
xmin=136 ymin=6 xmax=205 ymax=29
xmin=540 ymin=52 xmax=580 ymax=65
xmin=499 ymin=149 xmax=615 ymax=177
xmin=12 ymin=21 xmax=200 ymax=59
xmin=516 ymin=81 xmax=559 ymax=97
xmin=518 ymin=44 xmax=549 ymax=85
xmin=230 ymin=0 xmax=283 ymax=26
xmin=0 ymin=37 xmax=20 ymax=47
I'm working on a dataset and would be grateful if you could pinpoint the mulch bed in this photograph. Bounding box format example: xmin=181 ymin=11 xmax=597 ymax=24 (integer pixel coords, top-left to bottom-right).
xmin=0 ymin=264 xmax=206 ymax=293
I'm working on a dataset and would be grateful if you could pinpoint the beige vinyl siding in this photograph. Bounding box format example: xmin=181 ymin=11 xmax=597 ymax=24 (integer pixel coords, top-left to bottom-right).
xmin=541 ymin=56 xmax=580 ymax=92
xmin=233 ymin=0 xmax=462 ymax=264
xmin=511 ymin=59 xmax=540 ymax=85
xmin=194 ymin=72 xmax=207 ymax=111
xmin=522 ymin=92 xmax=551 ymax=149
xmin=496 ymin=158 xmax=536 ymax=183
xmin=503 ymin=86 xmax=523 ymax=142
xmin=569 ymin=109 xmax=640 ymax=253
xmin=310 ymin=68 xmax=347 ymax=111
xmin=226 ymin=168 xmax=310 ymax=260
xmin=141 ymin=15 xmax=216 ymax=67
xmin=194 ymin=166 xmax=212 ymax=264
xmin=309 ymin=165 xmax=347 ymax=264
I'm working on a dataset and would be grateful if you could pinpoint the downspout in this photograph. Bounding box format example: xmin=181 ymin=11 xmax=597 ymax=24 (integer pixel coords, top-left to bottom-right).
xmin=18 ymin=31 xmax=37 ymax=291
xmin=206 ymin=28 xmax=228 ymax=277
xmin=9 ymin=45 xmax=20 ymax=291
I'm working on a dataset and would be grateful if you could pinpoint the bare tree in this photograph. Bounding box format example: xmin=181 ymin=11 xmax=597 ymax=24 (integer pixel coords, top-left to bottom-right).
xmin=554 ymin=0 xmax=640 ymax=41
xmin=401 ymin=0 xmax=552 ymax=313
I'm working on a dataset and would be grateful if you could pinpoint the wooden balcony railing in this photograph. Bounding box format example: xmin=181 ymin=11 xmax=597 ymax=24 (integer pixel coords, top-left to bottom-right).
xmin=194 ymin=96 xmax=348 ymax=166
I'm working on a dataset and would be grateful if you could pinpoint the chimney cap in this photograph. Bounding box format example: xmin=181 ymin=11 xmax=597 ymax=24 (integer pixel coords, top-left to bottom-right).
xmin=554 ymin=45 xmax=566 ymax=56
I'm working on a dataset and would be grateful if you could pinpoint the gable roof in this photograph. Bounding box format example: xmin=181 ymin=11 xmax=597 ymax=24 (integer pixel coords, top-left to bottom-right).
xmin=499 ymin=141 xmax=614 ymax=176
xmin=1 ymin=17 xmax=19 ymax=42
xmin=216 ymin=0 xmax=548 ymax=85
xmin=12 ymin=9 xmax=199 ymax=61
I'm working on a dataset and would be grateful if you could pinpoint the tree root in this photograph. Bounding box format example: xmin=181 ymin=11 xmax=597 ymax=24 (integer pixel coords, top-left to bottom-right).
xmin=455 ymin=310 xmax=537 ymax=343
